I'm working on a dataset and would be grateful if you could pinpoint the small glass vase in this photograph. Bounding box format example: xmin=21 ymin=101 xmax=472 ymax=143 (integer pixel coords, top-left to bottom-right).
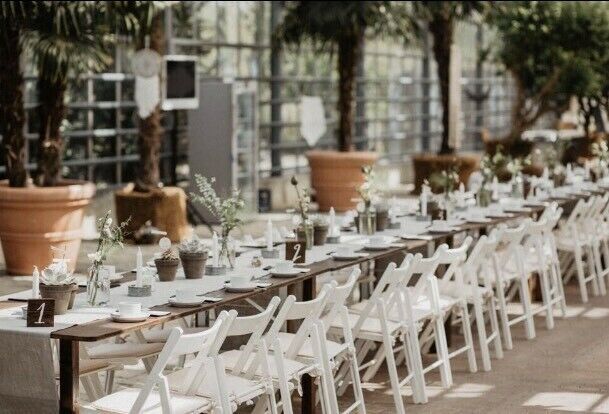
xmin=477 ymin=187 xmax=492 ymax=207
xmin=510 ymin=173 xmax=524 ymax=199
xmin=297 ymin=219 xmax=314 ymax=250
xmin=87 ymin=264 xmax=111 ymax=307
xmin=219 ymin=237 xmax=236 ymax=269
xmin=357 ymin=208 xmax=377 ymax=235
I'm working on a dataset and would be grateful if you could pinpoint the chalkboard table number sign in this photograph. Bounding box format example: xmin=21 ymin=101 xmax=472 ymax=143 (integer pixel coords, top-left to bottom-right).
xmin=26 ymin=299 xmax=55 ymax=328
xmin=285 ymin=240 xmax=306 ymax=264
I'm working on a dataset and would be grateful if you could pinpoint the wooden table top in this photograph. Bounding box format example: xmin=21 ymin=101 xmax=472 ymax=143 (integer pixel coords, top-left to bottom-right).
xmin=46 ymin=195 xmax=583 ymax=342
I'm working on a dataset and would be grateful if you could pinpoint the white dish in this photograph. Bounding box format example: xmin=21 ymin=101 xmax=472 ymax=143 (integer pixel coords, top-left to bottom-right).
xmin=271 ymin=268 xmax=302 ymax=277
xmin=427 ymin=227 xmax=454 ymax=234
xmin=111 ymin=311 xmax=150 ymax=323
xmin=225 ymin=282 xmax=257 ymax=293
xmin=168 ymin=297 xmax=204 ymax=307
xmin=465 ymin=217 xmax=491 ymax=224
xmin=363 ymin=243 xmax=392 ymax=251
xmin=331 ymin=252 xmax=363 ymax=261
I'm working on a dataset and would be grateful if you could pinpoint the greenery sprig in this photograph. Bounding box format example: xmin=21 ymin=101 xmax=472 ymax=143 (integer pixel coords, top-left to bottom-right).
xmin=191 ymin=174 xmax=244 ymax=238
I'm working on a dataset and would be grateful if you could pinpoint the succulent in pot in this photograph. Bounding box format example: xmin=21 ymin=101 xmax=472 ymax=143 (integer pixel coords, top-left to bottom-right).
xmin=155 ymin=247 xmax=180 ymax=282
xmin=312 ymin=216 xmax=329 ymax=246
xmin=178 ymin=235 xmax=208 ymax=279
xmin=39 ymin=261 xmax=77 ymax=315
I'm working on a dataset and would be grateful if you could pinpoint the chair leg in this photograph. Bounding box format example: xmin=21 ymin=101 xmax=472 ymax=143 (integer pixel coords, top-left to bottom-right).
xmin=434 ymin=313 xmax=453 ymax=388
xmin=406 ymin=324 xmax=427 ymax=404
xmin=538 ymin=266 xmax=555 ymax=330
xmin=574 ymin=248 xmax=589 ymax=303
xmin=487 ymin=296 xmax=504 ymax=360
xmin=459 ymin=304 xmax=477 ymax=373
xmin=518 ymin=277 xmax=536 ymax=340
xmin=81 ymin=375 xmax=98 ymax=401
xmin=473 ymin=298 xmax=492 ymax=371
xmin=378 ymin=304 xmax=406 ymax=414
xmin=586 ymin=247 xmax=600 ymax=297
xmin=104 ymin=369 xmax=115 ymax=395
xmin=593 ymin=242 xmax=607 ymax=295
xmin=346 ymin=349 xmax=367 ymax=413
xmin=495 ymin=282 xmax=513 ymax=350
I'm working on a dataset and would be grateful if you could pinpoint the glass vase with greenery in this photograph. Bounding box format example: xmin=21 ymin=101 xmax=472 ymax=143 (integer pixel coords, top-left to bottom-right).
xmin=87 ymin=211 xmax=130 ymax=307
xmin=191 ymin=175 xmax=244 ymax=269
xmin=290 ymin=176 xmax=314 ymax=249
xmin=356 ymin=166 xmax=377 ymax=235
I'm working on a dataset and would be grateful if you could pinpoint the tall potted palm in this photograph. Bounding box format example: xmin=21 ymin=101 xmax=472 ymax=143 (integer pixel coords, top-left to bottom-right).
xmin=410 ymin=1 xmax=488 ymax=193
xmin=0 ymin=2 xmax=132 ymax=274
xmin=114 ymin=2 xmax=189 ymax=242
xmin=277 ymin=1 xmax=410 ymax=211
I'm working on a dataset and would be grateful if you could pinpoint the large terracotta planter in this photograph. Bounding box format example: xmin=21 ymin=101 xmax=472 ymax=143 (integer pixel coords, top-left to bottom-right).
xmin=0 ymin=180 xmax=95 ymax=275
xmin=306 ymin=150 xmax=378 ymax=212
xmin=114 ymin=184 xmax=189 ymax=242
xmin=411 ymin=153 xmax=480 ymax=194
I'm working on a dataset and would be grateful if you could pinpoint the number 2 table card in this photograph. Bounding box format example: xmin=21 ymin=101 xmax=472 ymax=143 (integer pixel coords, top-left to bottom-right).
xmin=26 ymin=299 xmax=54 ymax=327
xmin=285 ymin=240 xmax=306 ymax=264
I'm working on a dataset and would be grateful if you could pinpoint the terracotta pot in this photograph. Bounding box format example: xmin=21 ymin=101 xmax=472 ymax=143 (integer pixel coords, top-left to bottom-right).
xmin=179 ymin=251 xmax=208 ymax=279
xmin=0 ymin=180 xmax=95 ymax=275
xmin=313 ymin=224 xmax=329 ymax=246
xmin=411 ymin=153 xmax=480 ymax=194
xmin=39 ymin=283 xmax=77 ymax=315
xmin=115 ymin=184 xmax=189 ymax=242
xmin=307 ymin=150 xmax=378 ymax=212
xmin=155 ymin=258 xmax=180 ymax=281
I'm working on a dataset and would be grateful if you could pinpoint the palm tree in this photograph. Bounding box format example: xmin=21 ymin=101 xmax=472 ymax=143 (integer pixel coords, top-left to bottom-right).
xmin=0 ymin=2 xmax=35 ymax=187
xmin=26 ymin=1 xmax=113 ymax=186
xmin=413 ymin=2 xmax=488 ymax=154
xmin=277 ymin=1 xmax=411 ymax=152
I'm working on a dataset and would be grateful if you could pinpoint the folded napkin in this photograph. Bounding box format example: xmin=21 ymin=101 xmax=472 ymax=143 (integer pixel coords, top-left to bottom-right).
xmin=400 ymin=234 xmax=434 ymax=241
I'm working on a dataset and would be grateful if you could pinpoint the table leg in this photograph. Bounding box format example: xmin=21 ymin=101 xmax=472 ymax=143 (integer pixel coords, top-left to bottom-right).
xmin=301 ymin=276 xmax=317 ymax=414
xmin=59 ymin=339 xmax=79 ymax=414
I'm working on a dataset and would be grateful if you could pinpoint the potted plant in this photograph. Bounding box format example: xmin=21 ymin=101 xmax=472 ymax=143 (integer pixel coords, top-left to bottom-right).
xmin=487 ymin=2 xmax=609 ymax=157
xmin=411 ymin=2 xmax=488 ymax=193
xmin=289 ymin=177 xmax=314 ymax=249
xmin=86 ymin=211 xmax=130 ymax=307
xmin=190 ymin=175 xmax=244 ymax=269
xmin=277 ymin=2 xmax=409 ymax=211
xmin=39 ymin=260 xmax=77 ymax=315
xmin=178 ymin=235 xmax=208 ymax=279
xmin=155 ymin=246 xmax=180 ymax=282
xmin=312 ymin=216 xmax=329 ymax=246
xmin=114 ymin=2 xmax=189 ymax=243
xmin=0 ymin=2 xmax=127 ymax=274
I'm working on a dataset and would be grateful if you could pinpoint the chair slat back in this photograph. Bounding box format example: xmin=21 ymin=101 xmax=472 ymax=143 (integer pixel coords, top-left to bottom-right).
xmin=320 ymin=268 xmax=361 ymax=331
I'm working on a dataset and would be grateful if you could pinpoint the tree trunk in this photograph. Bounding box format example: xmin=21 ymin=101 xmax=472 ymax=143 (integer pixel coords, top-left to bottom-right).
xmin=0 ymin=24 xmax=27 ymax=187
xmin=35 ymin=74 xmax=67 ymax=187
xmin=337 ymin=35 xmax=361 ymax=152
xmin=429 ymin=13 xmax=454 ymax=155
xmin=134 ymin=14 xmax=164 ymax=192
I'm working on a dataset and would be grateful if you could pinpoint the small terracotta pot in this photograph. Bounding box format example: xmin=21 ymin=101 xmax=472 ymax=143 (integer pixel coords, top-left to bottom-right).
xmin=376 ymin=210 xmax=389 ymax=231
xmin=0 ymin=180 xmax=95 ymax=275
xmin=155 ymin=258 xmax=180 ymax=281
xmin=307 ymin=150 xmax=378 ymax=212
xmin=39 ymin=283 xmax=77 ymax=315
xmin=313 ymin=224 xmax=329 ymax=246
xmin=179 ymin=251 xmax=208 ymax=279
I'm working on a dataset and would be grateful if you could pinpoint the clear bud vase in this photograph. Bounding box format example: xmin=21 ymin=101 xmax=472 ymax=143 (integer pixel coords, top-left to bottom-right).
xmin=219 ymin=237 xmax=236 ymax=269
xmin=357 ymin=207 xmax=377 ymax=235
xmin=87 ymin=264 xmax=110 ymax=307
xmin=296 ymin=219 xmax=314 ymax=250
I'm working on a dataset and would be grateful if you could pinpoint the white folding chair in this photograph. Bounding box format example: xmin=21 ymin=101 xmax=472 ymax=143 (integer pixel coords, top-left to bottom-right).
xmin=439 ymin=234 xmax=503 ymax=372
xmin=82 ymin=312 xmax=232 ymax=414
xmin=491 ymin=223 xmax=536 ymax=349
xmin=556 ymin=198 xmax=602 ymax=302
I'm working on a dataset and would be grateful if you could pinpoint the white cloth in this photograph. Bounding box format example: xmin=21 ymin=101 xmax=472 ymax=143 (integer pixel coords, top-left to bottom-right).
xmin=300 ymin=96 xmax=326 ymax=146
xmin=135 ymin=75 xmax=160 ymax=119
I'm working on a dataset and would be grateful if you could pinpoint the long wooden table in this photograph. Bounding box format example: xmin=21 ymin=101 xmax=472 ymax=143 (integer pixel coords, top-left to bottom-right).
xmin=36 ymin=194 xmax=589 ymax=413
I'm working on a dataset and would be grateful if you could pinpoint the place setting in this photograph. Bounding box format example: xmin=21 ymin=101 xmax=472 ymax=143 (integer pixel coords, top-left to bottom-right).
xmin=110 ymin=302 xmax=150 ymax=323
xmin=269 ymin=259 xmax=310 ymax=278
xmin=329 ymin=246 xmax=369 ymax=261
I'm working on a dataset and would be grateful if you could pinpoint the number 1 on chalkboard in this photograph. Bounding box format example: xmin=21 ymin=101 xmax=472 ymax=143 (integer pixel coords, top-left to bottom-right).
xmin=36 ymin=303 xmax=45 ymax=324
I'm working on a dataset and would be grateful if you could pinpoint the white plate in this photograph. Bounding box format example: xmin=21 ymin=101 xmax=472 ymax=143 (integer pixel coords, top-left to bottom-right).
xmin=330 ymin=253 xmax=363 ymax=261
xmin=465 ymin=217 xmax=491 ymax=224
xmin=168 ymin=297 xmax=204 ymax=307
xmin=363 ymin=244 xmax=392 ymax=251
xmin=225 ymin=283 xmax=257 ymax=293
xmin=271 ymin=268 xmax=302 ymax=277
xmin=427 ymin=227 xmax=455 ymax=234
xmin=111 ymin=311 xmax=150 ymax=323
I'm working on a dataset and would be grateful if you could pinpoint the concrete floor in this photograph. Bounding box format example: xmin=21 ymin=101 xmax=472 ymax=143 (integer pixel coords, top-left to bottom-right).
xmin=2 ymin=238 xmax=609 ymax=412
